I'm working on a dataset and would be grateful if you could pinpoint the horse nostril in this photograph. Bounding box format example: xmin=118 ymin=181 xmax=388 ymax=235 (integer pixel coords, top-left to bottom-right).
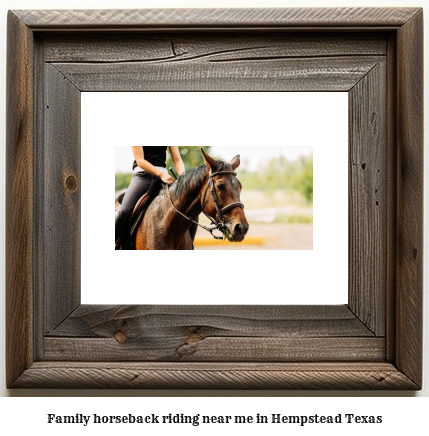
xmin=234 ymin=223 xmax=243 ymax=235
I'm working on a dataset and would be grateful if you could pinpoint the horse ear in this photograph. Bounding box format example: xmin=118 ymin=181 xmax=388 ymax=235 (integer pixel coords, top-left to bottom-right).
xmin=201 ymin=148 xmax=220 ymax=172
xmin=230 ymin=155 xmax=240 ymax=170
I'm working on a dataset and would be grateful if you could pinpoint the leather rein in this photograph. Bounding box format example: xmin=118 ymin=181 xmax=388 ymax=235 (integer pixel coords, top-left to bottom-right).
xmin=165 ymin=168 xmax=244 ymax=240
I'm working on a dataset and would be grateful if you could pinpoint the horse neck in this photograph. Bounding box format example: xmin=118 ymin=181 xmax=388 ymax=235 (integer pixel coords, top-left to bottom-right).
xmin=157 ymin=168 xmax=208 ymax=247
xmin=168 ymin=166 xmax=209 ymax=220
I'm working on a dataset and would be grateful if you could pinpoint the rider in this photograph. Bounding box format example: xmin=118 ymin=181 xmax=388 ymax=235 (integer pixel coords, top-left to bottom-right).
xmin=115 ymin=146 xmax=185 ymax=248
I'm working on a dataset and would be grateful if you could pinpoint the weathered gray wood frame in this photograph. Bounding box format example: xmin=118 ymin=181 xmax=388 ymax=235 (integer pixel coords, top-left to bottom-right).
xmin=6 ymin=8 xmax=423 ymax=390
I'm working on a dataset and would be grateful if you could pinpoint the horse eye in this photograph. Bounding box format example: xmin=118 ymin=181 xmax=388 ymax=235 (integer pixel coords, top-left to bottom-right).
xmin=217 ymin=184 xmax=225 ymax=191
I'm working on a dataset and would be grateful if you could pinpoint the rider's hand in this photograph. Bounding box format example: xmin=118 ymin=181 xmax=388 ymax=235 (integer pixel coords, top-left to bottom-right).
xmin=159 ymin=172 xmax=175 ymax=185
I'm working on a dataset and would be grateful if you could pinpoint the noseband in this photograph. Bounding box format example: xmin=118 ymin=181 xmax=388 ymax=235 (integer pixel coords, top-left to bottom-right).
xmin=166 ymin=168 xmax=244 ymax=240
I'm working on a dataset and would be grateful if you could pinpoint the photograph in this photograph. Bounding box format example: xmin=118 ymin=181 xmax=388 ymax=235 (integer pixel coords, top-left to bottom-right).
xmin=114 ymin=145 xmax=313 ymax=251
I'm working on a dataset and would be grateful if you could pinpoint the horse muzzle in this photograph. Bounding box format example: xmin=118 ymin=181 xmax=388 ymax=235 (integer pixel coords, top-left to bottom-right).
xmin=234 ymin=221 xmax=249 ymax=241
xmin=225 ymin=220 xmax=249 ymax=242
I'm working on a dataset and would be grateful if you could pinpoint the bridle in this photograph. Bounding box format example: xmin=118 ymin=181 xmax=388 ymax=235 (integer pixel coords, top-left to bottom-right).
xmin=166 ymin=167 xmax=244 ymax=240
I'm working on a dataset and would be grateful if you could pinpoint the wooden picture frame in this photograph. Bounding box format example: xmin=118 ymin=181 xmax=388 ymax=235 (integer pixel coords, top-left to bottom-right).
xmin=6 ymin=8 xmax=423 ymax=390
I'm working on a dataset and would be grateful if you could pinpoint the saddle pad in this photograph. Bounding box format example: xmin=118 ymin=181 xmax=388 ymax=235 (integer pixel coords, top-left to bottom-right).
xmin=130 ymin=192 xmax=149 ymax=223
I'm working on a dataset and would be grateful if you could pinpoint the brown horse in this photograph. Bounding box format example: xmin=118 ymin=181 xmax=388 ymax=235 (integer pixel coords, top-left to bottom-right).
xmin=116 ymin=149 xmax=249 ymax=250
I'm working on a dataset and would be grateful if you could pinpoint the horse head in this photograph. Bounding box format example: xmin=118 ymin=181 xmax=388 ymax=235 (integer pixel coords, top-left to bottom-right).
xmin=201 ymin=149 xmax=249 ymax=242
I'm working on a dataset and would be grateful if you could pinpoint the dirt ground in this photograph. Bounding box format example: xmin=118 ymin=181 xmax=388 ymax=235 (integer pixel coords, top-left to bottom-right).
xmin=194 ymin=223 xmax=313 ymax=250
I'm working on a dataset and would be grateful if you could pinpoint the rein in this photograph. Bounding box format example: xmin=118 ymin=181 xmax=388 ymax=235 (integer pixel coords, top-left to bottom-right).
xmin=165 ymin=168 xmax=244 ymax=240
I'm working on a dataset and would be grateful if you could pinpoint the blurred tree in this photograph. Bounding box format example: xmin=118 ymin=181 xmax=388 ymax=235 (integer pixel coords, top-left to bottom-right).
xmin=115 ymin=172 xmax=132 ymax=192
xmin=293 ymin=153 xmax=313 ymax=202
xmin=166 ymin=146 xmax=211 ymax=173
xmin=237 ymin=152 xmax=313 ymax=203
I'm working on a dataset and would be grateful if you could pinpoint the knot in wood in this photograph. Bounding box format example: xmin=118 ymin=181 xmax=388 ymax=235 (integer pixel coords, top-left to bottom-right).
xmin=64 ymin=174 xmax=78 ymax=193
xmin=114 ymin=331 xmax=128 ymax=343
xmin=186 ymin=333 xmax=203 ymax=344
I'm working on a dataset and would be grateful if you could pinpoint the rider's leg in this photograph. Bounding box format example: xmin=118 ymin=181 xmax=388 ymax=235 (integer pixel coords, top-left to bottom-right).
xmin=115 ymin=172 xmax=154 ymax=245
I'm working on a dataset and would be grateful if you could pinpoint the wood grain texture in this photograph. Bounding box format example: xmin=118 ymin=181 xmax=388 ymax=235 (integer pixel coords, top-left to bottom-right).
xmin=43 ymin=64 xmax=81 ymax=333
xmin=395 ymin=10 xmax=424 ymax=388
xmin=33 ymin=38 xmax=47 ymax=361
xmin=14 ymin=8 xmax=420 ymax=29
xmin=6 ymin=11 xmax=35 ymax=388
xmin=385 ymin=34 xmax=398 ymax=363
xmin=47 ymin=305 xmax=374 ymax=338
xmin=348 ymin=61 xmax=386 ymax=336
xmin=52 ymin=56 xmax=383 ymax=92
xmin=42 ymin=33 xmax=387 ymax=63
xmin=11 ymin=362 xmax=419 ymax=390
xmin=44 ymin=337 xmax=385 ymax=362
xmin=43 ymin=305 xmax=380 ymax=362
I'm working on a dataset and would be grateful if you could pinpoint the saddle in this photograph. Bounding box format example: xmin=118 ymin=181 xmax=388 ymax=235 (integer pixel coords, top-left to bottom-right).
xmin=116 ymin=178 xmax=163 ymax=250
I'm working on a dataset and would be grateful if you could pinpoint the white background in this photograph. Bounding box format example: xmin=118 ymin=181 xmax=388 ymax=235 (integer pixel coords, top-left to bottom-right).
xmin=0 ymin=0 xmax=427 ymax=425
xmin=82 ymin=92 xmax=348 ymax=305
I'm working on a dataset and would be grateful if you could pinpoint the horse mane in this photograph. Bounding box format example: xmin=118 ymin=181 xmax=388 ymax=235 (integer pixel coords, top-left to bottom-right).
xmin=163 ymin=159 xmax=232 ymax=201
